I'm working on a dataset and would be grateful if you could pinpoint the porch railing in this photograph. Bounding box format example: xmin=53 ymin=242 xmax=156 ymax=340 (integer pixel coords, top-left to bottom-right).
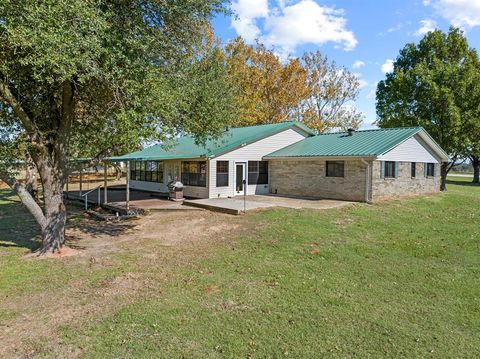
xmin=80 ymin=185 xmax=101 ymax=210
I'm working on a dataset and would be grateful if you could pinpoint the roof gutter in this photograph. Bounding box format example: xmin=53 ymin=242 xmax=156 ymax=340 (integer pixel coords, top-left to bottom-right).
xmin=263 ymin=155 xmax=376 ymax=161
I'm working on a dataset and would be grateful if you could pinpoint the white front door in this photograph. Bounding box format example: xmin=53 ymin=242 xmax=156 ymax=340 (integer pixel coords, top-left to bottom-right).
xmin=235 ymin=163 xmax=246 ymax=196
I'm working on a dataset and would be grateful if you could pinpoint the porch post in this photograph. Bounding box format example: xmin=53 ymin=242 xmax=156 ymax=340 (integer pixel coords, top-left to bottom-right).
xmin=79 ymin=167 xmax=83 ymax=196
xmin=103 ymin=161 xmax=108 ymax=204
xmin=126 ymin=161 xmax=130 ymax=212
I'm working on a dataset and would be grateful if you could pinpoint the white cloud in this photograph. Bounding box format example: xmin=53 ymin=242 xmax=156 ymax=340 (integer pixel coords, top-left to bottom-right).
xmin=381 ymin=59 xmax=394 ymax=73
xmin=353 ymin=73 xmax=368 ymax=89
xmin=231 ymin=0 xmax=269 ymax=42
xmin=366 ymin=82 xmax=379 ymax=100
xmin=230 ymin=0 xmax=357 ymax=56
xmin=424 ymin=0 xmax=480 ymax=28
xmin=352 ymin=60 xmax=365 ymax=69
xmin=415 ymin=19 xmax=437 ymax=36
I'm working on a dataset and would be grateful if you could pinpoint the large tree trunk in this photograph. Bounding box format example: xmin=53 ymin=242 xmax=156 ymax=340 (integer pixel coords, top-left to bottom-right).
xmin=25 ymin=156 xmax=38 ymax=201
xmin=471 ymin=155 xmax=479 ymax=184
xmin=2 ymin=167 xmax=66 ymax=253
xmin=1 ymin=79 xmax=73 ymax=254
xmin=41 ymin=188 xmax=66 ymax=253
xmin=440 ymin=162 xmax=449 ymax=192
xmin=36 ymin=157 xmax=68 ymax=253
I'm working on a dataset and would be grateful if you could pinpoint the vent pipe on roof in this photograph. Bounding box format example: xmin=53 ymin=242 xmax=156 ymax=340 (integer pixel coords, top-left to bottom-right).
xmin=347 ymin=128 xmax=355 ymax=136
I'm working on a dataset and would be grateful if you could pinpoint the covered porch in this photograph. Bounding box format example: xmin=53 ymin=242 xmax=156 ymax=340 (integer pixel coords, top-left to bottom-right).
xmin=64 ymin=162 xmax=200 ymax=214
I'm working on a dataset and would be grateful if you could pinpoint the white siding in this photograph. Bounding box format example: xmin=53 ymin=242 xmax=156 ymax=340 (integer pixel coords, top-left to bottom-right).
xmin=377 ymin=135 xmax=441 ymax=163
xmin=209 ymin=128 xmax=308 ymax=198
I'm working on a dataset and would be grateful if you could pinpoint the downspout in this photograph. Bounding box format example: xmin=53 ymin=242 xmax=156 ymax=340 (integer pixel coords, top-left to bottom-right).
xmin=361 ymin=159 xmax=372 ymax=204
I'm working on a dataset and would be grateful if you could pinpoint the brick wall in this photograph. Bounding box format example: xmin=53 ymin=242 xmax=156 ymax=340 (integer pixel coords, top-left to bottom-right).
xmin=371 ymin=161 xmax=440 ymax=201
xmin=269 ymin=159 xmax=368 ymax=202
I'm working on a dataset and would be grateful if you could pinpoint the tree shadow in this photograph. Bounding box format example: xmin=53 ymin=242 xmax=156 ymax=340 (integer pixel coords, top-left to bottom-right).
xmin=1 ymin=188 xmax=135 ymax=252
xmin=0 ymin=189 xmax=42 ymax=251
xmin=66 ymin=211 xmax=137 ymax=250
xmin=446 ymin=180 xmax=480 ymax=187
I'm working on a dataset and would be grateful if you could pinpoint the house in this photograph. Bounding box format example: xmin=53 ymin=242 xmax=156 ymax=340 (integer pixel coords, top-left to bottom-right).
xmin=111 ymin=122 xmax=449 ymax=202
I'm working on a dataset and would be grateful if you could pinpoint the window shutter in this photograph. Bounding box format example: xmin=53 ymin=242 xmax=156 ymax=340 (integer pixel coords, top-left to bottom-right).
xmin=380 ymin=161 xmax=385 ymax=178
xmin=433 ymin=163 xmax=437 ymax=177
xmin=394 ymin=162 xmax=399 ymax=178
xmin=424 ymin=163 xmax=428 ymax=177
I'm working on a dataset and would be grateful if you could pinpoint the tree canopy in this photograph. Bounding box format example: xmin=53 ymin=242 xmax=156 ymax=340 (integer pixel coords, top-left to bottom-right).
xmin=224 ymin=38 xmax=362 ymax=132
xmin=376 ymin=27 xmax=480 ymax=190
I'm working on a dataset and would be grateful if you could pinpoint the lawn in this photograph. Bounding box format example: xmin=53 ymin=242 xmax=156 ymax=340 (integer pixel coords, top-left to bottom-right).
xmin=1 ymin=178 xmax=479 ymax=358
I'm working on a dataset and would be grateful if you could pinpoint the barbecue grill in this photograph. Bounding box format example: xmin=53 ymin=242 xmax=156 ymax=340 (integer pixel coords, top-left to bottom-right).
xmin=168 ymin=181 xmax=184 ymax=201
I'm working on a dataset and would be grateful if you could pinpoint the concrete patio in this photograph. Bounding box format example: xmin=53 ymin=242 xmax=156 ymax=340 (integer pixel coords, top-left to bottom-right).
xmin=183 ymin=195 xmax=355 ymax=215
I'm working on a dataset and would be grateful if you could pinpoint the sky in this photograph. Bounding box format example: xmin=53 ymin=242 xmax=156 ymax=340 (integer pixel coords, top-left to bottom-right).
xmin=212 ymin=0 xmax=480 ymax=128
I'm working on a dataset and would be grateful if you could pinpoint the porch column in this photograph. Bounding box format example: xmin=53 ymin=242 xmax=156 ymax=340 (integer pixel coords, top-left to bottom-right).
xmin=79 ymin=167 xmax=83 ymax=196
xmin=126 ymin=161 xmax=130 ymax=212
xmin=103 ymin=161 xmax=108 ymax=204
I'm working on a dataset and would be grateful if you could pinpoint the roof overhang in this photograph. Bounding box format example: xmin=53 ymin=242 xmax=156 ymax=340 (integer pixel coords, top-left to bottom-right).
xmin=108 ymin=155 xmax=207 ymax=162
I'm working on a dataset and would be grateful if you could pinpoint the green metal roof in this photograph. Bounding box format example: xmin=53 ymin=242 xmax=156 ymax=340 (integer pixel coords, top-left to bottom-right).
xmin=264 ymin=127 xmax=426 ymax=158
xmin=109 ymin=121 xmax=315 ymax=161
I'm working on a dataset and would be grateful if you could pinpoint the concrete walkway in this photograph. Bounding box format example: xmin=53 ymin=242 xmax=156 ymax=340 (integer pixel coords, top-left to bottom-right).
xmin=184 ymin=195 xmax=354 ymax=215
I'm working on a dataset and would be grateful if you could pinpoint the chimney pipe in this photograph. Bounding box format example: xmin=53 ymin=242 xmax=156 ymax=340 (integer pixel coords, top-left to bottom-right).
xmin=347 ymin=128 xmax=355 ymax=136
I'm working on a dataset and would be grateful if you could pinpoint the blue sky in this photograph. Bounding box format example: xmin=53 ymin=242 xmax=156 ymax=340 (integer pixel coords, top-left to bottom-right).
xmin=213 ymin=0 xmax=480 ymax=128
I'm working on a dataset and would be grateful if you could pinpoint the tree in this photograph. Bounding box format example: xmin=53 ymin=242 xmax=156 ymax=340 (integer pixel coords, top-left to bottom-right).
xmin=224 ymin=38 xmax=363 ymax=132
xmin=471 ymin=154 xmax=480 ymax=184
xmin=302 ymin=51 xmax=363 ymax=132
xmin=225 ymin=37 xmax=310 ymax=126
xmin=466 ymin=118 xmax=480 ymax=184
xmin=0 ymin=1 xmax=235 ymax=253
xmin=376 ymin=28 xmax=480 ymax=191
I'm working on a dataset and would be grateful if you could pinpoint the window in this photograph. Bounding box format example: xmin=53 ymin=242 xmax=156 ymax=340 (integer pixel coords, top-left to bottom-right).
xmin=129 ymin=161 xmax=163 ymax=183
xmin=157 ymin=161 xmax=164 ymax=183
xmin=426 ymin=163 xmax=435 ymax=177
xmin=216 ymin=161 xmax=229 ymax=187
xmin=135 ymin=161 xmax=142 ymax=181
xmin=384 ymin=161 xmax=397 ymax=178
xmin=248 ymin=161 xmax=269 ymax=185
xmin=326 ymin=161 xmax=345 ymax=177
xmin=411 ymin=162 xmax=416 ymax=178
xmin=182 ymin=161 xmax=207 ymax=187
xmin=130 ymin=161 xmax=136 ymax=180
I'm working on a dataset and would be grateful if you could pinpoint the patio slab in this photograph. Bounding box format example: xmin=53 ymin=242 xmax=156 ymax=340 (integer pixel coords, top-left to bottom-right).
xmin=183 ymin=197 xmax=275 ymax=215
xmin=184 ymin=195 xmax=355 ymax=215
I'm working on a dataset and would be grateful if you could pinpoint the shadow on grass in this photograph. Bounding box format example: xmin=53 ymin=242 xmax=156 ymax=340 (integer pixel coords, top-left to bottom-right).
xmin=1 ymin=189 xmax=135 ymax=252
xmin=0 ymin=189 xmax=42 ymax=251
xmin=66 ymin=210 xmax=136 ymax=250
xmin=446 ymin=180 xmax=480 ymax=187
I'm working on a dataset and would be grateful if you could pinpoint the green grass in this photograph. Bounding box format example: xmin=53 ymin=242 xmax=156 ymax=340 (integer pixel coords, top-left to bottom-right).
xmin=1 ymin=178 xmax=480 ymax=358
xmin=68 ymin=179 xmax=480 ymax=358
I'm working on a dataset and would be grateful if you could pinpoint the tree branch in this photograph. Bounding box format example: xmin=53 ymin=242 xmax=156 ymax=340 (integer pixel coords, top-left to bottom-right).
xmin=0 ymin=171 xmax=47 ymax=230
xmin=0 ymin=81 xmax=37 ymax=136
